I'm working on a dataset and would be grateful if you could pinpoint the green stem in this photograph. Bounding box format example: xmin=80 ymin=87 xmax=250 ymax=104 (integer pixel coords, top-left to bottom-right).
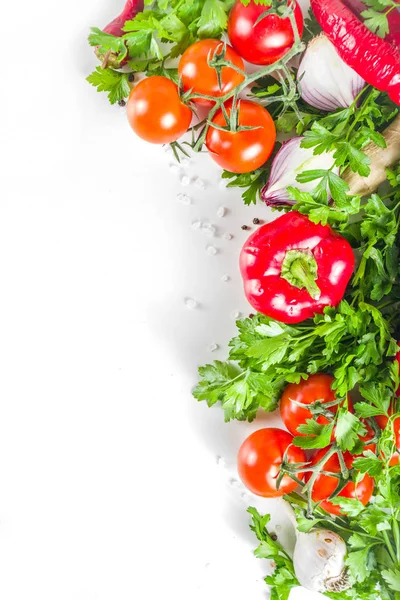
xmin=281 ymin=249 xmax=321 ymax=300
xmin=288 ymin=7 xmax=300 ymax=45
xmin=301 ymin=445 xmax=337 ymax=495
xmin=345 ymin=87 xmax=375 ymax=141
xmin=383 ymin=530 xmax=398 ymax=565
xmin=385 ymin=4 xmax=397 ymax=16
xmin=336 ymin=449 xmax=350 ymax=480
xmin=393 ymin=517 xmax=400 ymax=563
xmin=187 ymin=37 xmax=304 ymax=151
xmin=290 ymin=259 xmax=321 ymax=298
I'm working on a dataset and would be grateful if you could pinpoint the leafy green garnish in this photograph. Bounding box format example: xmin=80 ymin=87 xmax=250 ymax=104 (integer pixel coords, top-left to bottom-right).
xmin=88 ymin=0 xmax=234 ymax=72
xmin=361 ymin=0 xmax=399 ymax=38
xmin=248 ymin=507 xmax=298 ymax=600
xmin=221 ymin=168 xmax=269 ymax=206
xmin=195 ymin=300 xmax=398 ymax=421
xmin=86 ymin=68 xmax=131 ymax=104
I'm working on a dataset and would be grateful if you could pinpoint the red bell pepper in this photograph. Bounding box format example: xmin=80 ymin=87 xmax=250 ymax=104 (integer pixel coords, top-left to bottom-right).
xmin=310 ymin=0 xmax=400 ymax=106
xmin=239 ymin=211 xmax=355 ymax=324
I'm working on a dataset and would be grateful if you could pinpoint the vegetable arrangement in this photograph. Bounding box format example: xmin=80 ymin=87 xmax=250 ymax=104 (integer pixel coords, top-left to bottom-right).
xmin=86 ymin=0 xmax=400 ymax=598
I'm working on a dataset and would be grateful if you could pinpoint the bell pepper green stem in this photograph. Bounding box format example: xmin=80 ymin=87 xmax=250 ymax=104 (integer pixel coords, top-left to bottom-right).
xmin=281 ymin=249 xmax=321 ymax=300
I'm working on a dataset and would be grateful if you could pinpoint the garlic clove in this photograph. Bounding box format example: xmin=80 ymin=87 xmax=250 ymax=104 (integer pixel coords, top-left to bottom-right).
xmin=293 ymin=529 xmax=349 ymax=593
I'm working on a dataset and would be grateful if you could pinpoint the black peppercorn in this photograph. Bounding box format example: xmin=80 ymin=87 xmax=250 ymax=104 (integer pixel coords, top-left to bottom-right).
xmin=253 ymin=218 xmax=260 ymax=224
xmin=128 ymin=73 xmax=134 ymax=83
xmin=118 ymin=99 xmax=126 ymax=107
xmin=241 ymin=225 xmax=249 ymax=230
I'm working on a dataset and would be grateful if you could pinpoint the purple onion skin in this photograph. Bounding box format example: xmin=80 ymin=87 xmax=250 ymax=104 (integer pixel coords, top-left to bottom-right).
xmin=260 ymin=187 xmax=296 ymax=208
xmin=260 ymin=137 xmax=303 ymax=208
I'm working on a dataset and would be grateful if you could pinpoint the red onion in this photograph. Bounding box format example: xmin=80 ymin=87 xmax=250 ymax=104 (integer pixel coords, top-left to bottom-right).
xmin=261 ymin=137 xmax=339 ymax=206
xmin=297 ymin=34 xmax=366 ymax=112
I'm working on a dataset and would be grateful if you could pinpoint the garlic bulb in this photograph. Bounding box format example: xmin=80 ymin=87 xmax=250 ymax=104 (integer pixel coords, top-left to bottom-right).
xmin=293 ymin=529 xmax=350 ymax=593
xmin=260 ymin=137 xmax=338 ymax=207
xmin=298 ymin=34 xmax=366 ymax=112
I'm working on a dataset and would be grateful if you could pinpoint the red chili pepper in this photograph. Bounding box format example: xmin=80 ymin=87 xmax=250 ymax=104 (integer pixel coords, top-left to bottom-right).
xmin=387 ymin=8 xmax=400 ymax=47
xmin=103 ymin=0 xmax=144 ymax=37
xmin=343 ymin=0 xmax=400 ymax=47
xmin=310 ymin=0 xmax=400 ymax=105
xmin=239 ymin=211 xmax=355 ymax=324
xmin=96 ymin=0 xmax=144 ymax=68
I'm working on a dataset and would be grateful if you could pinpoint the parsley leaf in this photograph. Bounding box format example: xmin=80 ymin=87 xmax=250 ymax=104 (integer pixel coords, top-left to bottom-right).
xmin=193 ymin=361 xmax=278 ymax=421
xmin=195 ymin=300 xmax=398 ymax=421
xmin=294 ymin=420 xmax=334 ymax=449
xmin=346 ymin=547 xmax=374 ymax=583
xmin=353 ymin=451 xmax=384 ymax=477
xmin=86 ymin=68 xmax=131 ymax=104
xmin=361 ymin=8 xmax=390 ymax=37
xmin=248 ymin=507 xmax=299 ymax=600
xmin=88 ymin=27 xmax=128 ymax=62
xmin=221 ymin=168 xmax=268 ymax=205
xmin=335 ymin=410 xmax=367 ymax=452
xmin=198 ymin=0 xmax=232 ymax=38
xmin=382 ymin=568 xmax=400 ymax=591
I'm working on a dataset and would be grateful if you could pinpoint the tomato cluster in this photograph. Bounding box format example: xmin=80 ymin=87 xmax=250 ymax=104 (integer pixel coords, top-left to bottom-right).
xmin=238 ymin=372 xmax=400 ymax=514
xmin=126 ymin=0 xmax=304 ymax=173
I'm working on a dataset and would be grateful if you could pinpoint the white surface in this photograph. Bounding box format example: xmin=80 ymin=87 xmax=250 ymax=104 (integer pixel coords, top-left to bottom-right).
xmin=0 ymin=0 xmax=311 ymax=599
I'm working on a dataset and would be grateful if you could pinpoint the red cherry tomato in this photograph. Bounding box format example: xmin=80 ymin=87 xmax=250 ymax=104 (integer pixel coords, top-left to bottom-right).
xmin=375 ymin=404 xmax=400 ymax=465
xmin=238 ymin=428 xmax=306 ymax=497
xmin=359 ymin=420 xmax=376 ymax=454
xmin=206 ymin=100 xmax=276 ymax=173
xmin=178 ymin=39 xmax=245 ymax=107
xmin=127 ymin=76 xmax=192 ymax=144
xmin=308 ymin=448 xmax=374 ymax=516
xmin=374 ymin=350 xmax=400 ymax=463
xmin=228 ymin=0 xmax=304 ymax=65
xmin=280 ymin=374 xmax=342 ymax=436
xmin=376 ymin=409 xmax=400 ymax=448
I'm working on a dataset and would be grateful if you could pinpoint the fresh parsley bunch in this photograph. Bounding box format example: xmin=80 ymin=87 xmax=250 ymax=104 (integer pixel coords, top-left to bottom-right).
xmin=87 ymin=0 xmax=234 ymax=104
xmin=193 ymin=296 xmax=400 ymax=422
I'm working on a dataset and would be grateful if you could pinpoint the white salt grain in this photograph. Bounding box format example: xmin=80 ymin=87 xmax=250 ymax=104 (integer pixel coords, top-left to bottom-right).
xmin=191 ymin=220 xmax=202 ymax=230
xmin=177 ymin=193 xmax=192 ymax=205
xmin=221 ymin=274 xmax=230 ymax=282
xmin=184 ymin=297 xmax=198 ymax=309
xmin=180 ymin=175 xmax=191 ymax=186
xmin=194 ymin=177 xmax=206 ymax=189
xmin=201 ymin=222 xmax=216 ymax=237
xmin=217 ymin=206 xmax=227 ymax=218
xmin=206 ymin=245 xmax=218 ymax=255
xmin=208 ymin=343 xmax=219 ymax=352
xmin=223 ymin=233 xmax=233 ymax=241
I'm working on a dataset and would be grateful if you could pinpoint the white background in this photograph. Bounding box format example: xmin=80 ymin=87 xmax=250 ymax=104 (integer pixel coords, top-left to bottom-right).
xmin=0 ymin=1 xmax=312 ymax=598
